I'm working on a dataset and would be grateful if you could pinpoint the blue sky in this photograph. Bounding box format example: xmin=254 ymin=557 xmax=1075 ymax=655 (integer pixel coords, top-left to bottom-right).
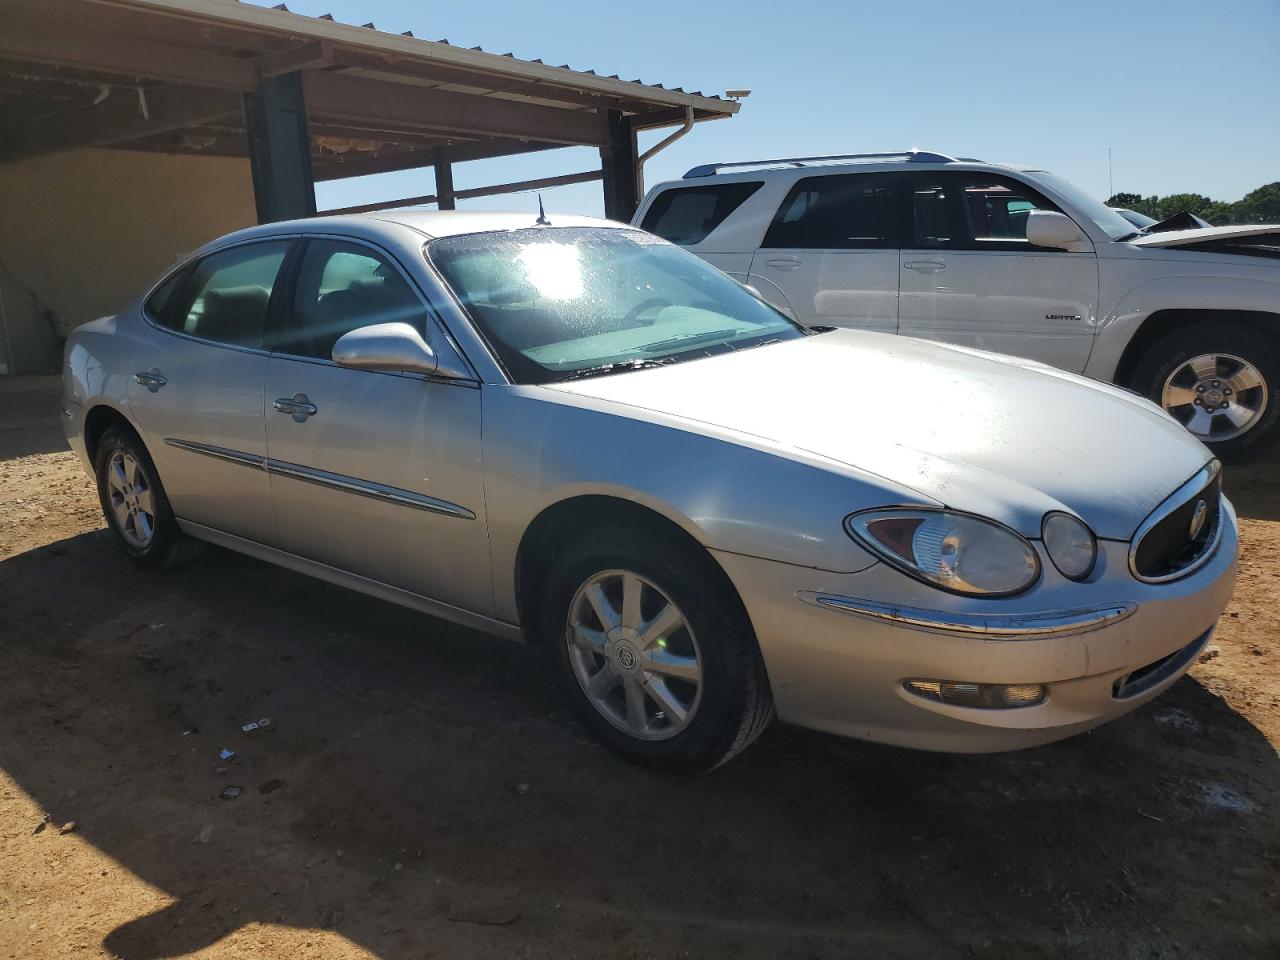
xmin=246 ymin=0 xmax=1280 ymax=218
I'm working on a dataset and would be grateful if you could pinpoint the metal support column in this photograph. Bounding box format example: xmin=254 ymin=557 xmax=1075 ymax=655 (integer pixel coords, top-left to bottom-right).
xmin=244 ymin=71 xmax=316 ymax=223
xmin=600 ymin=110 xmax=639 ymax=221
xmin=433 ymin=148 xmax=456 ymax=210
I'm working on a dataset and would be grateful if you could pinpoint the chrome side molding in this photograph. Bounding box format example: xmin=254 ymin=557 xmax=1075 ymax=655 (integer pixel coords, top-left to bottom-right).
xmin=164 ymin=438 xmax=475 ymax=520
xmin=797 ymin=592 xmax=1137 ymax=639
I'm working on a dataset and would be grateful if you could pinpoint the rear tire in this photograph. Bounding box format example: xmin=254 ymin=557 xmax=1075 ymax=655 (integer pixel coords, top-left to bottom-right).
xmin=540 ymin=523 xmax=773 ymax=773
xmin=1129 ymin=322 xmax=1280 ymax=460
xmin=94 ymin=426 xmax=204 ymax=569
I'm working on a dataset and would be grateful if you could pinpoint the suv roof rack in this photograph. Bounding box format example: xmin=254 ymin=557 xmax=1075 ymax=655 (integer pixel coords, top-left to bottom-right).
xmin=683 ymin=150 xmax=960 ymax=179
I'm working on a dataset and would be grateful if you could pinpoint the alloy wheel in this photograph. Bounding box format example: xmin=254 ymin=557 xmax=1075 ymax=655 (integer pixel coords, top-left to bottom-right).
xmin=565 ymin=569 xmax=703 ymax=741
xmin=106 ymin=450 xmax=156 ymax=549
xmin=1161 ymin=353 xmax=1269 ymax=442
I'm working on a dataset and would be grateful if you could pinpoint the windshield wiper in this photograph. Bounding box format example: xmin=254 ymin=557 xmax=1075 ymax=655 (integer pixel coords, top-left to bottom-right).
xmin=556 ymin=358 xmax=676 ymax=382
xmin=639 ymin=329 xmax=740 ymax=352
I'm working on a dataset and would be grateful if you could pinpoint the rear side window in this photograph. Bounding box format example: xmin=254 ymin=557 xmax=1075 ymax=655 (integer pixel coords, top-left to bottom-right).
xmin=640 ymin=181 xmax=763 ymax=245
xmin=144 ymin=268 xmax=187 ymax=321
xmin=763 ymin=173 xmax=899 ymax=249
xmin=281 ymin=239 xmax=429 ymax=359
xmin=164 ymin=241 xmax=290 ymax=349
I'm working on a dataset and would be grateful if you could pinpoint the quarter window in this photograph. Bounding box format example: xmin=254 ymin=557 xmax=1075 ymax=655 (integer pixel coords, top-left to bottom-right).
xmin=763 ymin=174 xmax=899 ymax=249
xmin=165 ymin=241 xmax=290 ymax=349
xmin=640 ymin=181 xmax=763 ymax=245
xmin=283 ymin=240 xmax=428 ymax=360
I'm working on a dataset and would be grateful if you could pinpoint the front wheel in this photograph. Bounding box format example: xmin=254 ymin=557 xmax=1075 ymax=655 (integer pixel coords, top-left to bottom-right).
xmin=94 ymin=426 xmax=203 ymax=569
xmin=1130 ymin=322 xmax=1280 ymax=459
xmin=541 ymin=525 xmax=773 ymax=773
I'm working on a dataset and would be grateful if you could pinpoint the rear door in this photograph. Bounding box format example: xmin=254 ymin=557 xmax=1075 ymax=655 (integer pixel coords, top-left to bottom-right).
xmin=746 ymin=172 xmax=901 ymax=333
xmin=262 ymin=236 xmax=491 ymax=614
xmin=897 ymin=172 xmax=1098 ymax=371
xmin=127 ymin=239 xmax=292 ymax=544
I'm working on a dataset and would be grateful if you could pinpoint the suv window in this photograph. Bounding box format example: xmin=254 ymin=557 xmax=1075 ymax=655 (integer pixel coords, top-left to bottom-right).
xmin=956 ymin=175 xmax=1062 ymax=250
xmin=165 ymin=241 xmax=290 ymax=349
xmin=282 ymin=239 xmax=428 ymax=360
xmin=640 ymin=181 xmax=763 ymax=245
xmin=909 ymin=179 xmax=954 ymax=249
xmin=763 ymin=173 xmax=899 ymax=249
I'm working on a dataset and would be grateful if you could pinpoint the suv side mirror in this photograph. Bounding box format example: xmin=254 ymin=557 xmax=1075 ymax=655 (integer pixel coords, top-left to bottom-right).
xmin=332 ymin=322 xmax=441 ymax=375
xmin=1026 ymin=211 xmax=1092 ymax=252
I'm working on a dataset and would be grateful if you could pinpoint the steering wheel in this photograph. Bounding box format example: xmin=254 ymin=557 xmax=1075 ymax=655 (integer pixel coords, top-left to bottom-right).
xmin=624 ymin=297 xmax=671 ymax=325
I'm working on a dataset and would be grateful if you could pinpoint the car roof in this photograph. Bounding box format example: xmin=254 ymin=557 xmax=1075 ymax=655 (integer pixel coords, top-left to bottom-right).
xmin=658 ymin=157 xmax=1045 ymax=187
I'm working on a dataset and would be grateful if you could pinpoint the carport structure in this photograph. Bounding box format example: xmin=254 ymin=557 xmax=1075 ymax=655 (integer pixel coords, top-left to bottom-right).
xmin=0 ymin=0 xmax=739 ymax=371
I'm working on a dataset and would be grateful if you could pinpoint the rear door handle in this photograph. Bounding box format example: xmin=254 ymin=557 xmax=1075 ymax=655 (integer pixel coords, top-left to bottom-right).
xmin=903 ymin=260 xmax=946 ymax=273
xmin=273 ymin=393 xmax=318 ymax=422
xmin=132 ymin=369 xmax=167 ymax=392
xmin=764 ymin=257 xmax=803 ymax=271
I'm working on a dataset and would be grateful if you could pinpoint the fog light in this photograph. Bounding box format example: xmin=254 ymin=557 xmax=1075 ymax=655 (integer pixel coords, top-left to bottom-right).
xmin=904 ymin=679 xmax=1047 ymax=709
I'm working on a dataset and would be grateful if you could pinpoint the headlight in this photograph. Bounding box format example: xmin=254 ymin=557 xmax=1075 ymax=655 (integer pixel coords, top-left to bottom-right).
xmin=1041 ymin=511 xmax=1097 ymax=580
xmin=846 ymin=508 xmax=1040 ymax=597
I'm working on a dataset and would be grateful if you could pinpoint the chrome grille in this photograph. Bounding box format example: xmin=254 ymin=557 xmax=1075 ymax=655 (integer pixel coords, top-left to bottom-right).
xmin=1130 ymin=461 xmax=1223 ymax=583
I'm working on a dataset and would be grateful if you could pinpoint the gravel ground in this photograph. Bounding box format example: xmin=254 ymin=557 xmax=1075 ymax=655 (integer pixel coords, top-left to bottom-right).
xmin=1 ymin=374 xmax=1277 ymax=960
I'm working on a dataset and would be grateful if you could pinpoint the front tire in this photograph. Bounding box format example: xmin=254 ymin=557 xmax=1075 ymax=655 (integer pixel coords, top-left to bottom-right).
xmin=1130 ymin=322 xmax=1280 ymax=459
xmin=541 ymin=524 xmax=773 ymax=773
xmin=94 ymin=426 xmax=203 ymax=569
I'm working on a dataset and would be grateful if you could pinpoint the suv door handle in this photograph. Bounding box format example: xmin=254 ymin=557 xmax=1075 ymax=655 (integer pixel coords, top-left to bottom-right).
xmin=764 ymin=257 xmax=802 ymax=271
xmin=132 ymin=369 xmax=167 ymax=392
xmin=273 ymin=393 xmax=318 ymax=423
xmin=903 ymin=260 xmax=946 ymax=273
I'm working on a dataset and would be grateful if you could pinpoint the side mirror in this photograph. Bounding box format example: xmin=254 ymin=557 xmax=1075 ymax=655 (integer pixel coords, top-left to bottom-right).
xmin=1026 ymin=211 xmax=1092 ymax=252
xmin=332 ymin=322 xmax=439 ymax=375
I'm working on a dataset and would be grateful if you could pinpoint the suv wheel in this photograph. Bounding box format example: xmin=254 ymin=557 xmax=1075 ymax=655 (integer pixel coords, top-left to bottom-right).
xmin=1130 ymin=322 xmax=1280 ymax=459
xmin=541 ymin=524 xmax=773 ymax=773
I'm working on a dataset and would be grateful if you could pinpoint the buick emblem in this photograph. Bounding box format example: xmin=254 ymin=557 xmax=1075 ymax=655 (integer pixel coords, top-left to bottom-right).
xmin=1188 ymin=499 xmax=1209 ymax=540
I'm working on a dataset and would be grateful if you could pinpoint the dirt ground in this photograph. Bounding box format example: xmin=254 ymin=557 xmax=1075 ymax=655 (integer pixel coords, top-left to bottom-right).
xmin=0 ymin=374 xmax=1277 ymax=960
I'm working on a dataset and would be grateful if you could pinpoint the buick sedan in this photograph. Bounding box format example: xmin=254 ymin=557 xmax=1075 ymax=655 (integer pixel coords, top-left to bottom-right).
xmin=62 ymin=211 xmax=1237 ymax=771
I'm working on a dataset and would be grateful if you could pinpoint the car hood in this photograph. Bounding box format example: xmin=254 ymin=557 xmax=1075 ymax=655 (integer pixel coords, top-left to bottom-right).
xmin=1129 ymin=224 xmax=1280 ymax=248
xmin=548 ymin=330 xmax=1212 ymax=540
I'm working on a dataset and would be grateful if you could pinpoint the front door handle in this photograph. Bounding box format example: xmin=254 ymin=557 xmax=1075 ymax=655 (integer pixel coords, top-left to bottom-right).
xmin=903 ymin=260 xmax=946 ymax=273
xmin=764 ymin=257 xmax=803 ymax=271
xmin=132 ymin=369 xmax=167 ymax=392
xmin=273 ymin=393 xmax=318 ymax=423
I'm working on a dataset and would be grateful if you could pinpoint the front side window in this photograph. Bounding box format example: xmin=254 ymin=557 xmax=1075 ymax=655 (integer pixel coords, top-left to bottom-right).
xmin=763 ymin=173 xmax=899 ymax=249
xmin=639 ymin=181 xmax=763 ymax=245
xmin=165 ymin=241 xmax=290 ymax=349
xmin=956 ymin=176 xmax=1059 ymax=249
xmin=282 ymin=240 xmax=428 ymax=359
xmin=427 ymin=227 xmax=803 ymax=384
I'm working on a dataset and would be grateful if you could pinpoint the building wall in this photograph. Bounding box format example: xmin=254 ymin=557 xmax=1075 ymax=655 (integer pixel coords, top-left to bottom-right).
xmin=0 ymin=148 xmax=256 ymax=374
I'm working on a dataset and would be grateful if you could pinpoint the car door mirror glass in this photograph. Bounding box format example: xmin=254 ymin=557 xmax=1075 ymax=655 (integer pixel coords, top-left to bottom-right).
xmin=1026 ymin=211 xmax=1091 ymax=252
xmin=332 ymin=322 xmax=440 ymax=375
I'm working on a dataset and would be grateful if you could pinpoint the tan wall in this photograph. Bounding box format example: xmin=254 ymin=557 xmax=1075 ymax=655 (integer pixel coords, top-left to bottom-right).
xmin=0 ymin=148 xmax=256 ymax=374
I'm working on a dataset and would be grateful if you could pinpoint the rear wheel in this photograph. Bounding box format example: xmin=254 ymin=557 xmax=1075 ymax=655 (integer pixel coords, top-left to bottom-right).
xmin=541 ymin=525 xmax=773 ymax=773
xmin=94 ymin=426 xmax=203 ymax=569
xmin=1130 ymin=323 xmax=1280 ymax=459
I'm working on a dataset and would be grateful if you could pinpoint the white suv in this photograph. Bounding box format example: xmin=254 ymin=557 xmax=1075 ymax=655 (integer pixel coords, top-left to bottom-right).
xmin=633 ymin=150 xmax=1280 ymax=457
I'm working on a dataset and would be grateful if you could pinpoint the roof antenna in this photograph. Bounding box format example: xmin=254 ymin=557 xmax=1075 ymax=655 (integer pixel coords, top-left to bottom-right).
xmin=535 ymin=194 xmax=550 ymax=226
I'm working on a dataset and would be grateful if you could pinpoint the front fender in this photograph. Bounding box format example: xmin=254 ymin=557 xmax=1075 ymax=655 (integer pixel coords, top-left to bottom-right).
xmin=1089 ymin=273 xmax=1280 ymax=381
xmin=481 ymin=386 xmax=906 ymax=623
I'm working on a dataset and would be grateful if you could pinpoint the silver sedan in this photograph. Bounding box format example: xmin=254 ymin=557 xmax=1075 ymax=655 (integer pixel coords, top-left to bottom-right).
xmin=62 ymin=211 xmax=1237 ymax=771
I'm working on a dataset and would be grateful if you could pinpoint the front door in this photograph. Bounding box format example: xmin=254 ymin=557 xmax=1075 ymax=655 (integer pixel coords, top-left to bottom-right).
xmin=746 ymin=171 xmax=901 ymax=333
xmin=262 ymin=237 xmax=490 ymax=614
xmin=127 ymin=239 xmax=293 ymax=543
xmin=897 ymin=172 xmax=1099 ymax=372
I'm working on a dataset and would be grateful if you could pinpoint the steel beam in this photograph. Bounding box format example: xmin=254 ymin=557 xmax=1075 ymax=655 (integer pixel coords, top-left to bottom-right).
xmin=244 ymin=72 xmax=316 ymax=223
xmin=600 ymin=110 xmax=639 ymax=221
xmin=433 ymin=148 xmax=456 ymax=210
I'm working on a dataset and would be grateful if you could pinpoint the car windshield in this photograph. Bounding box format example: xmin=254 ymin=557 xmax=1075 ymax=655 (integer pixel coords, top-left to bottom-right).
xmin=1030 ymin=172 xmax=1140 ymax=241
xmin=426 ymin=227 xmax=804 ymax=384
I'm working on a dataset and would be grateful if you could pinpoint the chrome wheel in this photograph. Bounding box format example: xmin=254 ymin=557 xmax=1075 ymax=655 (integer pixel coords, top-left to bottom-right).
xmin=106 ymin=450 xmax=156 ymax=549
xmin=1161 ymin=353 xmax=1268 ymax=442
xmin=565 ymin=569 xmax=703 ymax=741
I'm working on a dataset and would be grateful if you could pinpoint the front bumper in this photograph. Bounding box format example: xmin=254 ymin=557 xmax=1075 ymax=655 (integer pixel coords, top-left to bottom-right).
xmin=712 ymin=499 xmax=1238 ymax=752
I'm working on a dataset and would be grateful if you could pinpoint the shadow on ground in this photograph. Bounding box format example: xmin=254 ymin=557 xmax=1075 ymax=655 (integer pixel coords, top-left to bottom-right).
xmin=1 ymin=529 xmax=1277 ymax=959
